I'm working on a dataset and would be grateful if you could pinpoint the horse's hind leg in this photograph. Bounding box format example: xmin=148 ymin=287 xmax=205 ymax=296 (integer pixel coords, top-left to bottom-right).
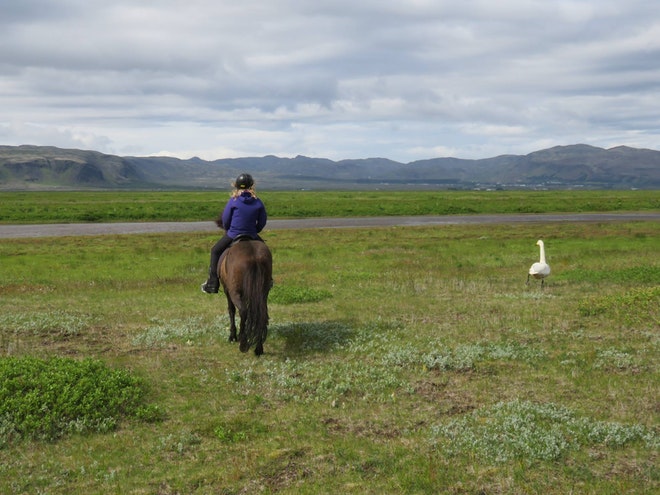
xmin=225 ymin=293 xmax=238 ymax=342
xmin=238 ymin=307 xmax=249 ymax=353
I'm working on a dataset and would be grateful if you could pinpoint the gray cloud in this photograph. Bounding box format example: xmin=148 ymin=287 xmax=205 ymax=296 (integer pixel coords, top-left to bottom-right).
xmin=1 ymin=0 xmax=659 ymax=161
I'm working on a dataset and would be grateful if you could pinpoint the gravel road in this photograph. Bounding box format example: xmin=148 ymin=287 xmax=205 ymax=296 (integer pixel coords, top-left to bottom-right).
xmin=1 ymin=212 xmax=658 ymax=239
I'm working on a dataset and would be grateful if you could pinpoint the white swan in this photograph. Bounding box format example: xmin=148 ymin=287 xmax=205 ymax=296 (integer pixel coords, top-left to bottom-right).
xmin=527 ymin=239 xmax=551 ymax=287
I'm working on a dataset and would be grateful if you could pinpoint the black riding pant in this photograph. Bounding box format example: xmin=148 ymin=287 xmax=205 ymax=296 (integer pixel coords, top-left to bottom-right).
xmin=209 ymin=235 xmax=233 ymax=278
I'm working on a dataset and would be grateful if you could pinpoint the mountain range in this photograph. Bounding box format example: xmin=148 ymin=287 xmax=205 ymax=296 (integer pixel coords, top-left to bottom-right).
xmin=1 ymin=144 xmax=658 ymax=190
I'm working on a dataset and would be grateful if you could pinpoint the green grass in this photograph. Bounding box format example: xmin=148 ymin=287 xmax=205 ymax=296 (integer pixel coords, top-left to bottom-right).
xmin=0 ymin=215 xmax=658 ymax=493
xmin=0 ymin=189 xmax=658 ymax=223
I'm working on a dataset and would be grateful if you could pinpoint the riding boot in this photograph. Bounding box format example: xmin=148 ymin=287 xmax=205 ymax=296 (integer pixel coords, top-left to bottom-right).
xmin=201 ymin=268 xmax=220 ymax=294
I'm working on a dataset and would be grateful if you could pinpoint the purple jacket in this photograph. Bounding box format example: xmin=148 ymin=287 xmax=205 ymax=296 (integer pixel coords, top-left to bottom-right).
xmin=221 ymin=192 xmax=267 ymax=238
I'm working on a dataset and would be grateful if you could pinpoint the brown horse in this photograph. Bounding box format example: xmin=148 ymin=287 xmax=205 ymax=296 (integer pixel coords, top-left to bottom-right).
xmin=218 ymin=239 xmax=273 ymax=356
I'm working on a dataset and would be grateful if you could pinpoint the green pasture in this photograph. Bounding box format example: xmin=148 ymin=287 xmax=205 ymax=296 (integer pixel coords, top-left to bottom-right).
xmin=0 ymin=216 xmax=658 ymax=493
xmin=1 ymin=189 xmax=659 ymax=223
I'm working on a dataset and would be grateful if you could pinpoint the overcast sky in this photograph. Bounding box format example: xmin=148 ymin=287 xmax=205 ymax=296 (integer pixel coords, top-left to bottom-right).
xmin=1 ymin=0 xmax=659 ymax=162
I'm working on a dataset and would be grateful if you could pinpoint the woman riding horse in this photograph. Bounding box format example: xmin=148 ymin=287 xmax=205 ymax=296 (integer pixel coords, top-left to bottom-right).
xmin=201 ymin=173 xmax=267 ymax=294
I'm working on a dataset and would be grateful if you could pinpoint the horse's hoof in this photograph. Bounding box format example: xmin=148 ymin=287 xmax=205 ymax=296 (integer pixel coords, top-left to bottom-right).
xmin=254 ymin=345 xmax=263 ymax=357
xmin=239 ymin=342 xmax=249 ymax=353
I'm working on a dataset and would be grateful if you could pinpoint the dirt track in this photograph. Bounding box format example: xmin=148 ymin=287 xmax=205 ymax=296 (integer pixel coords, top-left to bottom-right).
xmin=1 ymin=212 xmax=658 ymax=239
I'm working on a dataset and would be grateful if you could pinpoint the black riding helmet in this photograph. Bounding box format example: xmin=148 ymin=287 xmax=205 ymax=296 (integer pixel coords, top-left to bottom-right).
xmin=234 ymin=173 xmax=254 ymax=190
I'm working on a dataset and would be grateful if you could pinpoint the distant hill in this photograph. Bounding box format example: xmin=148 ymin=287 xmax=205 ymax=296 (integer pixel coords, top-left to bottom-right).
xmin=1 ymin=144 xmax=659 ymax=190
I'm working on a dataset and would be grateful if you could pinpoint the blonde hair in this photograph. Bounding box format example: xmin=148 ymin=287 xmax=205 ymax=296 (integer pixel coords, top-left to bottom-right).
xmin=230 ymin=186 xmax=257 ymax=199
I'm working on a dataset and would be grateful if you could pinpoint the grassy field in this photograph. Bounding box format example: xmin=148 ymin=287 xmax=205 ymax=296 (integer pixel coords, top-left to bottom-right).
xmin=0 ymin=192 xmax=658 ymax=493
xmin=0 ymin=189 xmax=659 ymax=223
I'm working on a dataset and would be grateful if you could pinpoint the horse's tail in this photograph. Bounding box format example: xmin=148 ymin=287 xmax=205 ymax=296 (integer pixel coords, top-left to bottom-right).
xmin=241 ymin=256 xmax=271 ymax=351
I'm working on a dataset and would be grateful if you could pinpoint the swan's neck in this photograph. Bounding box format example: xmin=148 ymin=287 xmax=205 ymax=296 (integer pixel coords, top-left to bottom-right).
xmin=538 ymin=243 xmax=546 ymax=264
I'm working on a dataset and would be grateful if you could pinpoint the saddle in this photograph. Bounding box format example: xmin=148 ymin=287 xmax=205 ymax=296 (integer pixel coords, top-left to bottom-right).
xmin=230 ymin=234 xmax=258 ymax=245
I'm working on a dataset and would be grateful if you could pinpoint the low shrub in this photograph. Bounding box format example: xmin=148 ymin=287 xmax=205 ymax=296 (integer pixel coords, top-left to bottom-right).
xmin=430 ymin=399 xmax=657 ymax=464
xmin=0 ymin=356 xmax=162 ymax=446
xmin=131 ymin=316 xmax=226 ymax=348
xmin=0 ymin=310 xmax=94 ymax=338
